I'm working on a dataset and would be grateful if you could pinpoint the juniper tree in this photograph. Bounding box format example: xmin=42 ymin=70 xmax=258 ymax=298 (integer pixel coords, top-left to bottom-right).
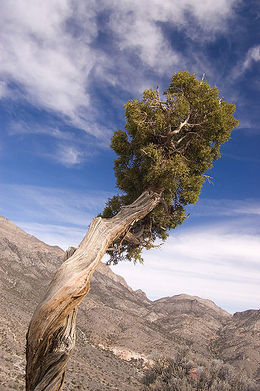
xmin=26 ymin=71 xmax=238 ymax=390
xmin=103 ymin=71 xmax=238 ymax=264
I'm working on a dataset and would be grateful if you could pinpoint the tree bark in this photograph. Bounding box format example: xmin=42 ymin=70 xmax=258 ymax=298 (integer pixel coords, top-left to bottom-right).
xmin=26 ymin=190 xmax=161 ymax=391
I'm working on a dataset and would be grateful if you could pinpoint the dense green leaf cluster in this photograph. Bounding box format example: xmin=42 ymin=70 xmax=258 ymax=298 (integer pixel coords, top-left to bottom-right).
xmin=102 ymin=71 xmax=238 ymax=263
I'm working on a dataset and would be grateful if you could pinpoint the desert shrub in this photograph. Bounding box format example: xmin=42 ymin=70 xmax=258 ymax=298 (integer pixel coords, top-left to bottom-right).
xmin=142 ymin=353 xmax=258 ymax=391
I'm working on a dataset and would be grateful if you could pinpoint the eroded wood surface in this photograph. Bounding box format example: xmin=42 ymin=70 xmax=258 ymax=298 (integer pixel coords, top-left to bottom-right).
xmin=26 ymin=190 xmax=161 ymax=390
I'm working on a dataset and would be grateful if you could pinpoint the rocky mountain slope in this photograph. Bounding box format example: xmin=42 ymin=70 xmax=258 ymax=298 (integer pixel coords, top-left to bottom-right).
xmin=0 ymin=216 xmax=259 ymax=390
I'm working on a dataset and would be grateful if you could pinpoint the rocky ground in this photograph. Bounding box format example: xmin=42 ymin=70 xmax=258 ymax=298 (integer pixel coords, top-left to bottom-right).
xmin=0 ymin=215 xmax=259 ymax=390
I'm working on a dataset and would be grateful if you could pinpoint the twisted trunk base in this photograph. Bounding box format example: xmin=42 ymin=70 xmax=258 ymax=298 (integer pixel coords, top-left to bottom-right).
xmin=26 ymin=190 xmax=161 ymax=390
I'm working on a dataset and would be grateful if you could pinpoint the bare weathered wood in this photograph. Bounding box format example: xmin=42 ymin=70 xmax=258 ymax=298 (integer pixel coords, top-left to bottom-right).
xmin=26 ymin=190 xmax=161 ymax=390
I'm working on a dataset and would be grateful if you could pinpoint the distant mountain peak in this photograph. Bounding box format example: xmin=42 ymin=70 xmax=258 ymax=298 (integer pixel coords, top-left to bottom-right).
xmin=0 ymin=216 xmax=259 ymax=390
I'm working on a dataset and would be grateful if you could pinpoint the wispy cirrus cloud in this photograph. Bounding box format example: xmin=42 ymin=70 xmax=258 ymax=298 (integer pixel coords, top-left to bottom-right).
xmin=17 ymin=196 xmax=260 ymax=303
xmin=8 ymin=121 xmax=74 ymax=140
xmin=0 ymin=0 xmax=238 ymax=139
xmin=112 ymin=222 xmax=260 ymax=313
xmin=242 ymin=45 xmax=260 ymax=70
xmin=109 ymin=0 xmax=237 ymax=72
xmin=112 ymin=196 xmax=260 ymax=313
xmin=0 ymin=1 xmax=95 ymax=118
xmin=190 ymin=198 xmax=260 ymax=217
xmin=7 ymin=120 xmax=97 ymax=166
xmin=0 ymin=81 xmax=7 ymax=98
xmin=0 ymin=183 xmax=111 ymax=248
xmin=17 ymin=222 xmax=86 ymax=250
xmin=1 ymin=182 xmax=258 ymax=313
xmin=0 ymin=183 xmax=111 ymax=228
xmin=53 ymin=144 xmax=86 ymax=167
xmin=232 ymin=45 xmax=260 ymax=79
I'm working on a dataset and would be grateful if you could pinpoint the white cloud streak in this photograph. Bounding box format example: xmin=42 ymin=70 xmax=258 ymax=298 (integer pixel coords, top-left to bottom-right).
xmin=190 ymin=198 xmax=260 ymax=217
xmin=232 ymin=45 xmax=260 ymax=79
xmin=17 ymin=222 xmax=86 ymax=250
xmin=0 ymin=182 xmax=258 ymax=313
xmin=112 ymin=224 xmax=260 ymax=313
xmin=8 ymin=121 xmax=73 ymax=140
xmin=242 ymin=45 xmax=260 ymax=70
xmin=0 ymin=183 xmax=111 ymax=227
xmin=0 ymin=1 xmax=95 ymax=119
xmin=0 ymin=81 xmax=7 ymax=98
xmin=109 ymin=0 xmax=237 ymax=72
xmin=16 ymin=217 xmax=260 ymax=313
xmin=0 ymin=0 xmax=238 ymax=139
xmin=54 ymin=144 xmax=85 ymax=166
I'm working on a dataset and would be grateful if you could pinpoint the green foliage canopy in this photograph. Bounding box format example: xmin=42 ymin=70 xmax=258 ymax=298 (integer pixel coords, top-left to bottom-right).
xmin=102 ymin=71 xmax=238 ymax=264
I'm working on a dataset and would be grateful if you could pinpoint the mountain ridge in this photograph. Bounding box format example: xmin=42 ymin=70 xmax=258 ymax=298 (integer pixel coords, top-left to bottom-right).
xmin=0 ymin=216 xmax=259 ymax=390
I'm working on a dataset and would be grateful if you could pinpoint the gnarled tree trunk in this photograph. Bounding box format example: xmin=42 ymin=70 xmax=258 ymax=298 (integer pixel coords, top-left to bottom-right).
xmin=26 ymin=190 xmax=161 ymax=391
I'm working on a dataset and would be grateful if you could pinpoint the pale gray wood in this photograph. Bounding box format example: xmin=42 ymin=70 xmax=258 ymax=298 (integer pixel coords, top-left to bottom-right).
xmin=26 ymin=190 xmax=161 ymax=390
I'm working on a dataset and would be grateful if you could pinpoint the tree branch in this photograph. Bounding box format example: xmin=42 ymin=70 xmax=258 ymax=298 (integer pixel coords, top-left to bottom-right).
xmin=171 ymin=113 xmax=191 ymax=134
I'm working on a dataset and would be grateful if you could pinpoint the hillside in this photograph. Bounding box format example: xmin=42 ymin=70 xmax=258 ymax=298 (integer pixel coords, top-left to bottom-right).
xmin=0 ymin=216 xmax=259 ymax=390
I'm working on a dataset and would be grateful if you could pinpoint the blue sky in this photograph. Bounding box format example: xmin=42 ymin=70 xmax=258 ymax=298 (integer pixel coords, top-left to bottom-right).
xmin=0 ymin=0 xmax=259 ymax=313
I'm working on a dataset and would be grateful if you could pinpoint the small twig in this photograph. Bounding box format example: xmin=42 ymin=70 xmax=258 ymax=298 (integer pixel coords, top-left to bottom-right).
xmin=203 ymin=175 xmax=214 ymax=184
